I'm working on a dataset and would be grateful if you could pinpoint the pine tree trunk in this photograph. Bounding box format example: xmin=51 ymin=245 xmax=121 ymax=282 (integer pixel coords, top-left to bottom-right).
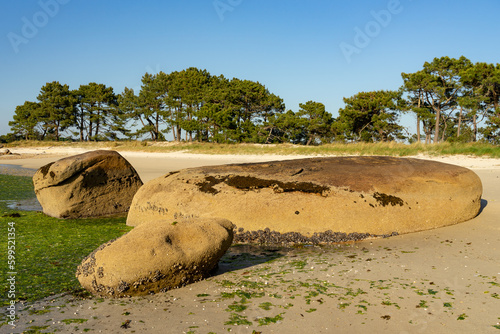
xmin=416 ymin=116 xmax=421 ymax=143
xmin=95 ymin=114 xmax=100 ymax=142
xmin=80 ymin=112 xmax=84 ymax=142
xmin=441 ymin=117 xmax=447 ymax=142
xmin=416 ymin=95 xmax=421 ymax=143
xmin=172 ymin=126 xmax=177 ymax=141
xmin=88 ymin=116 xmax=93 ymax=141
xmin=176 ymin=126 xmax=181 ymax=142
xmin=154 ymin=113 xmax=160 ymax=141
xmin=434 ymin=108 xmax=441 ymax=143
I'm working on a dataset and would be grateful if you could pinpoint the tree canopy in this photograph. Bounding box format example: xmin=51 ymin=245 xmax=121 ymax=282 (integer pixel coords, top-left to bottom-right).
xmin=337 ymin=90 xmax=404 ymax=142
xmin=8 ymin=58 xmax=500 ymax=144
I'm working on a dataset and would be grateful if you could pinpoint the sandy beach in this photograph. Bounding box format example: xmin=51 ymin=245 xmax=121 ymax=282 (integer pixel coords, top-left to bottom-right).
xmin=1 ymin=147 xmax=499 ymax=333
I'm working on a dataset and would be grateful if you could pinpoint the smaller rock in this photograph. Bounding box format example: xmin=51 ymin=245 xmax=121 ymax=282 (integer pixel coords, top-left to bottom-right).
xmin=33 ymin=150 xmax=143 ymax=218
xmin=76 ymin=217 xmax=234 ymax=297
xmin=0 ymin=148 xmax=11 ymax=155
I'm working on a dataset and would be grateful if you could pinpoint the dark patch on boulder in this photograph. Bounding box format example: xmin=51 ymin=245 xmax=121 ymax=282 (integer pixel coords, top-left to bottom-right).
xmin=373 ymin=192 xmax=404 ymax=207
xmin=39 ymin=162 xmax=54 ymax=178
xmin=81 ymin=167 xmax=109 ymax=188
xmin=197 ymin=176 xmax=224 ymax=194
xmin=164 ymin=171 xmax=180 ymax=178
xmin=291 ymin=168 xmax=304 ymax=176
xmin=225 ymin=175 xmax=329 ymax=195
xmin=196 ymin=175 xmax=329 ymax=196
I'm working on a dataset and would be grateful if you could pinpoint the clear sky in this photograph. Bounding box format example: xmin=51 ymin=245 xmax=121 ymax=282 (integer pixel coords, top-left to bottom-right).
xmin=1 ymin=0 xmax=499 ymax=138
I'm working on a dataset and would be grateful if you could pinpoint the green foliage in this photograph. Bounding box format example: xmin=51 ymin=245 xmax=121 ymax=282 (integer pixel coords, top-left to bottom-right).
xmin=36 ymin=81 xmax=76 ymax=141
xmin=267 ymin=109 xmax=307 ymax=144
xmin=297 ymin=101 xmax=333 ymax=145
xmin=403 ymin=56 xmax=500 ymax=143
xmin=75 ymin=82 xmax=119 ymax=141
xmin=336 ymin=90 xmax=404 ymax=142
xmin=8 ymin=59 xmax=500 ymax=144
xmin=8 ymin=101 xmax=43 ymax=140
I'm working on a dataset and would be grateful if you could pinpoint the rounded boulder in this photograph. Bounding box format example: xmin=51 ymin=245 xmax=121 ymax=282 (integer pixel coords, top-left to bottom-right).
xmin=76 ymin=218 xmax=234 ymax=297
xmin=126 ymin=156 xmax=482 ymax=236
xmin=33 ymin=150 xmax=143 ymax=218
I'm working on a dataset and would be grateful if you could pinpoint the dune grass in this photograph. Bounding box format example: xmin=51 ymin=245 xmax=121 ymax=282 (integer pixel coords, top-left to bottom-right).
xmin=6 ymin=140 xmax=500 ymax=158
xmin=0 ymin=174 xmax=132 ymax=306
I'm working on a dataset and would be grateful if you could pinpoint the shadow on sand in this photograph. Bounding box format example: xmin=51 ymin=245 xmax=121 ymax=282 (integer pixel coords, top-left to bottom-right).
xmin=213 ymin=244 xmax=288 ymax=275
xmin=478 ymin=198 xmax=488 ymax=216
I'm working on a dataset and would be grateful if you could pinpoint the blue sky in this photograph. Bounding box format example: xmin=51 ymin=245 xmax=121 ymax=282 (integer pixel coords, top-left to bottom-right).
xmin=1 ymin=0 xmax=499 ymax=138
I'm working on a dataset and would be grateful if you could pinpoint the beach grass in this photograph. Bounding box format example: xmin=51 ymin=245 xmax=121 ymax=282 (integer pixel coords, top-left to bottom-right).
xmin=0 ymin=174 xmax=132 ymax=306
xmin=6 ymin=140 xmax=500 ymax=158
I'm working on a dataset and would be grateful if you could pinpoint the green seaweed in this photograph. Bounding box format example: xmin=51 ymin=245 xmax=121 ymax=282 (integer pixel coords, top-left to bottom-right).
xmin=0 ymin=175 xmax=132 ymax=306
xmin=258 ymin=313 xmax=284 ymax=326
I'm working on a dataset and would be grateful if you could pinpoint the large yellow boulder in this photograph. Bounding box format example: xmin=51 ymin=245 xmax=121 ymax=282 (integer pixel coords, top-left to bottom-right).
xmin=126 ymin=156 xmax=482 ymax=237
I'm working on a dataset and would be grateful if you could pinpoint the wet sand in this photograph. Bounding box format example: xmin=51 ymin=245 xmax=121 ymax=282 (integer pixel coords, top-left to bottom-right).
xmin=1 ymin=148 xmax=499 ymax=333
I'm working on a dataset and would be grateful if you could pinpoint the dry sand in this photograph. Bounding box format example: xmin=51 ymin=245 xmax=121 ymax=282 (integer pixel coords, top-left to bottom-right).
xmin=1 ymin=147 xmax=500 ymax=333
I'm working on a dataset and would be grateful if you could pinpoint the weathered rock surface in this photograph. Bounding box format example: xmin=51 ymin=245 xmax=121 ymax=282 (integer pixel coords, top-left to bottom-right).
xmin=33 ymin=150 xmax=143 ymax=218
xmin=126 ymin=156 xmax=483 ymax=236
xmin=76 ymin=218 xmax=234 ymax=297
